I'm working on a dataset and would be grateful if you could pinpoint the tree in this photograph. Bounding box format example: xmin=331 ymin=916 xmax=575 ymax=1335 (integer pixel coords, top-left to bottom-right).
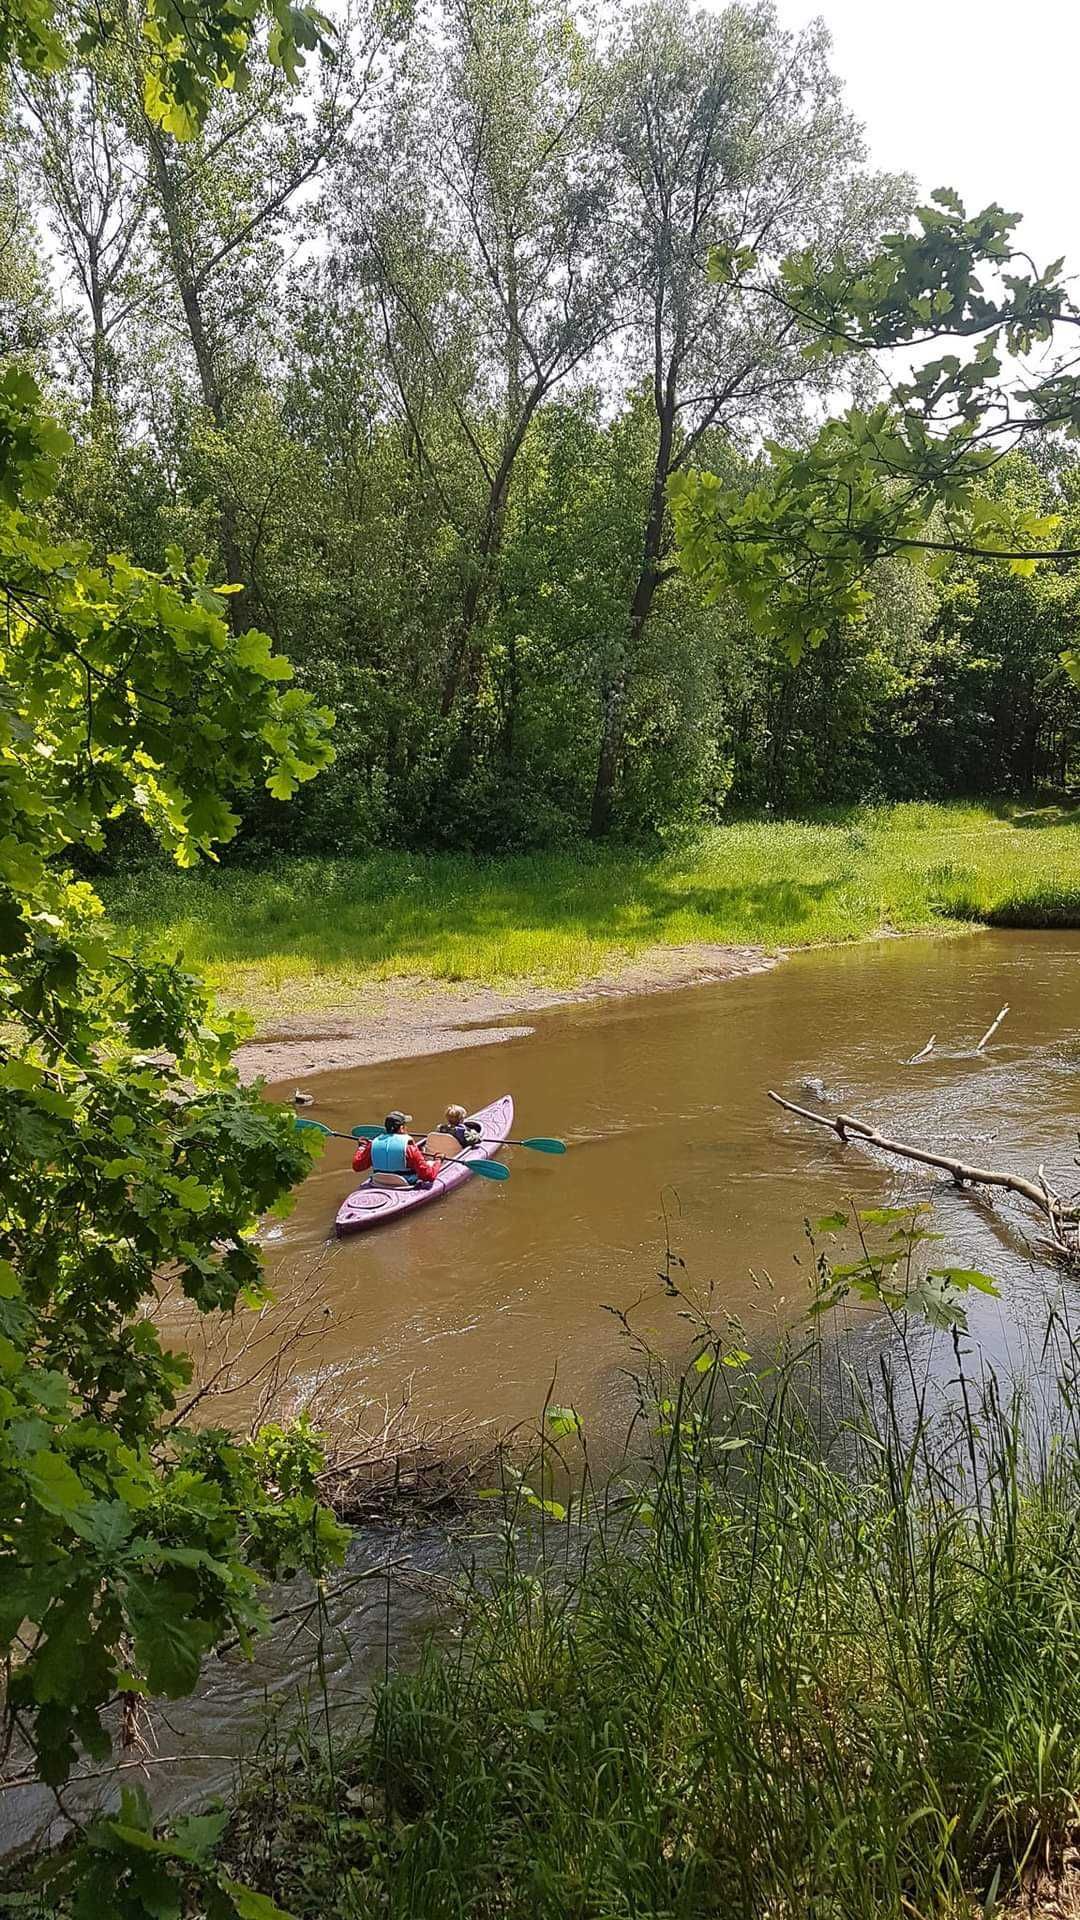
xmin=0 ymin=0 xmax=345 ymax=1904
xmin=0 ymin=84 xmax=57 ymax=363
xmin=127 ymin=1 xmax=378 ymax=610
xmin=342 ymin=0 xmax=617 ymax=727
xmin=586 ymin=0 xmax=907 ymax=835
xmin=17 ymin=56 xmax=150 ymax=413
xmin=481 ymin=397 xmax=738 ymax=839
xmin=672 ymin=193 xmax=1080 ymax=692
xmin=21 ymin=0 xmax=373 ymax=601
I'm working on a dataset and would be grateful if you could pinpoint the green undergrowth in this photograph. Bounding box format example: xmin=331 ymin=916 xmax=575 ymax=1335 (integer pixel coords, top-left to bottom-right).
xmin=219 ymin=1285 xmax=1080 ymax=1919
xmin=104 ymin=800 xmax=1080 ymax=1013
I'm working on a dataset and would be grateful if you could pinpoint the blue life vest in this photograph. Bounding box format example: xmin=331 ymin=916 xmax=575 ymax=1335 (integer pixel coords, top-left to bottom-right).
xmin=371 ymin=1130 xmax=410 ymax=1174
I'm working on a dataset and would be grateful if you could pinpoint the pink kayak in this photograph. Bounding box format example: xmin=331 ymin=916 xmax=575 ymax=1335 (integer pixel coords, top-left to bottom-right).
xmin=334 ymin=1094 xmax=514 ymax=1236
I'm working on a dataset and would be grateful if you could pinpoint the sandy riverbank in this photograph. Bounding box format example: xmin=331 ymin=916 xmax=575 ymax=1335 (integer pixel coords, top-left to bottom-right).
xmin=235 ymin=941 xmax=777 ymax=1084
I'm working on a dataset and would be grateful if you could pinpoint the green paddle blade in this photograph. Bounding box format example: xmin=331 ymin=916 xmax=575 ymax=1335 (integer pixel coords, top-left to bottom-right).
xmin=351 ymin=1125 xmax=380 ymax=1140
xmin=462 ymin=1157 xmax=509 ymax=1181
xmin=295 ymin=1117 xmax=332 ymax=1134
xmin=520 ymin=1136 xmax=566 ymax=1154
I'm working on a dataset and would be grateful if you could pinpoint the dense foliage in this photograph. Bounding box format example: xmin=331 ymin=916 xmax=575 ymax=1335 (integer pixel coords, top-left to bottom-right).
xmin=9 ymin=0 xmax=1077 ymax=853
xmin=0 ymin=0 xmax=348 ymax=1907
xmin=0 ymin=358 xmax=345 ymax=1898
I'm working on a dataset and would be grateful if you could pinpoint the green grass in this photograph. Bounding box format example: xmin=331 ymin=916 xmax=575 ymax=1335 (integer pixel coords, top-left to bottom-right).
xmin=222 ymin=1297 xmax=1080 ymax=1919
xmin=104 ymin=801 xmax=1080 ymax=1012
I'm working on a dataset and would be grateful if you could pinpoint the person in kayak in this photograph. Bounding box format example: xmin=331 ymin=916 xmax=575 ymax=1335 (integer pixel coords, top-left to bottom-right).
xmin=352 ymin=1111 xmax=439 ymax=1186
xmin=441 ymin=1103 xmax=482 ymax=1149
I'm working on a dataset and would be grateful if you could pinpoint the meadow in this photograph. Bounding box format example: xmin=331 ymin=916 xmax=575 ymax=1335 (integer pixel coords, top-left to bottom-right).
xmin=106 ymin=801 xmax=1080 ymax=1015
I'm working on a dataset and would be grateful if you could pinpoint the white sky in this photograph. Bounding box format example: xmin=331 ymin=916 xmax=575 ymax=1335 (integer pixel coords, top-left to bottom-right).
xmin=773 ymin=0 xmax=1080 ymax=285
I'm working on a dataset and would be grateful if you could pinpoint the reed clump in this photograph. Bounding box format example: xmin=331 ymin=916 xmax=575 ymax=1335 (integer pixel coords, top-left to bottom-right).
xmin=225 ymin=1298 xmax=1080 ymax=1919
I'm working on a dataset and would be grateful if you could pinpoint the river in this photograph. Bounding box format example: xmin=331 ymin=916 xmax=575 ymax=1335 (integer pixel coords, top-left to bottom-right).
xmin=6 ymin=928 xmax=1079 ymax=1851
xmin=238 ymin=928 xmax=1080 ymax=1453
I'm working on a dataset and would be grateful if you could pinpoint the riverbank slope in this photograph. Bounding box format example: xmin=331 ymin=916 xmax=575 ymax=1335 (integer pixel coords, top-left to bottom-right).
xmin=106 ymin=800 xmax=1080 ymax=1078
xmin=213 ymin=1304 xmax=1080 ymax=1919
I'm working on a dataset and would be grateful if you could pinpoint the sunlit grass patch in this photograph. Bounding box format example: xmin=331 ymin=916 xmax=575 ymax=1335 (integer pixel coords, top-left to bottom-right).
xmin=104 ymin=801 xmax=1080 ymax=1012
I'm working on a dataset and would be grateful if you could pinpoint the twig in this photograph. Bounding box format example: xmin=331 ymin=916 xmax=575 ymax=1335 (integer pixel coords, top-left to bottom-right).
xmin=975 ymin=1004 xmax=1010 ymax=1052
xmin=214 ymin=1564 xmax=396 ymax=1657
xmin=909 ymin=1034 xmax=936 ymax=1063
xmin=0 ymin=1752 xmax=238 ymax=1793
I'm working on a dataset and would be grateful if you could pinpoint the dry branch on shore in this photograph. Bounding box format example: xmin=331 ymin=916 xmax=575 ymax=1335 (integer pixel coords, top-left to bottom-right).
xmin=155 ymin=1269 xmax=499 ymax=1527
xmin=316 ymin=1395 xmax=498 ymax=1527
xmin=768 ymin=1089 xmax=1080 ymax=1270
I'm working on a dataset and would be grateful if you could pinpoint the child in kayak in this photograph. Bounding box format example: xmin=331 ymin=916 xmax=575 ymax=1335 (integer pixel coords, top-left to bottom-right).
xmin=352 ymin=1111 xmax=439 ymax=1186
xmin=442 ymin=1103 xmax=483 ymax=1149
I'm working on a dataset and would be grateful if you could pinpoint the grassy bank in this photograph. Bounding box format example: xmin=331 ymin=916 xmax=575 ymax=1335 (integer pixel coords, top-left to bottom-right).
xmin=106 ymin=800 xmax=1080 ymax=1012
xmin=220 ymin=1302 xmax=1080 ymax=1919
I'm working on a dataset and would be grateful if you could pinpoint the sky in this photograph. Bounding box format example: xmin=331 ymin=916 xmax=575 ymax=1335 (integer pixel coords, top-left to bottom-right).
xmin=773 ymin=0 xmax=1080 ymax=284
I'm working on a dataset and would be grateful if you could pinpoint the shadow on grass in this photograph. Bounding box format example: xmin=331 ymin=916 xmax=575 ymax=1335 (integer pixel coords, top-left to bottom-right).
xmin=987 ymin=796 xmax=1080 ymax=830
xmin=982 ymin=890 xmax=1080 ymax=929
xmin=107 ymin=850 xmax=849 ymax=975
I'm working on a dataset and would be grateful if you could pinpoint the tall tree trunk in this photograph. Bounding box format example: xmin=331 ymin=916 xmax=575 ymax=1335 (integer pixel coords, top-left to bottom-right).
xmin=439 ymin=371 xmax=541 ymax=720
xmin=87 ymin=251 xmax=108 ymax=415
xmin=589 ymin=377 xmax=676 ymax=840
xmin=145 ymin=125 xmax=248 ymax=607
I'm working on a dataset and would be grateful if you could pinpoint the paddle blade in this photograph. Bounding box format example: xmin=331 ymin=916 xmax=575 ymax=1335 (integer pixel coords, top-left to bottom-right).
xmin=295 ymin=1117 xmax=332 ymax=1135
xmin=520 ymin=1136 xmax=566 ymax=1154
xmin=350 ymin=1125 xmax=380 ymax=1140
xmin=464 ymin=1157 xmax=509 ymax=1181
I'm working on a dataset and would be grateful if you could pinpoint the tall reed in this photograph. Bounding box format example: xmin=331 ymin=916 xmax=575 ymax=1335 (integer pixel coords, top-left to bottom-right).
xmin=226 ymin=1287 xmax=1080 ymax=1918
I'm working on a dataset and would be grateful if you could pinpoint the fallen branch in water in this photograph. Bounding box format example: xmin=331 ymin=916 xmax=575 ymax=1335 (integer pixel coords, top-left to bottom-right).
xmin=317 ymin=1425 xmax=496 ymax=1528
xmin=909 ymin=1034 xmax=936 ymax=1064
xmin=975 ymin=1004 xmax=1010 ymax=1052
xmin=312 ymin=1388 xmax=501 ymax=1528
xmin=767 ymin=1089 xmax=1080 ymax=1269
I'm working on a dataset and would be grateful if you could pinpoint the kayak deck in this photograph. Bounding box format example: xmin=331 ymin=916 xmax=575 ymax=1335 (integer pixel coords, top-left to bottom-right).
xmin=334 ymin=1094 xmax=514 ymax=1236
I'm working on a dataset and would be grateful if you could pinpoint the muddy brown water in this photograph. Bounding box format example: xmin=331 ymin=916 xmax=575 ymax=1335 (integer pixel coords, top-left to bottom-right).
xmin=6 ymin=930 xmax=1079 ymax=1852
xmin=236 ymin=929 xmax=1080 ymax=1454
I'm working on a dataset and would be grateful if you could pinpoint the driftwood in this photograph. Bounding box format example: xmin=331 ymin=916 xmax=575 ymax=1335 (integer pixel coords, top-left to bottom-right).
xmin=975 ymin=1003 xmax=1010 ymax=1052
xmin=767 ymin=1090 xmax=1080 ymax=1268
xmin=907 ymin=1003 xmax=1010 ymax=1065
xmin=316 ymin=1403 xmax=496 ymax=1527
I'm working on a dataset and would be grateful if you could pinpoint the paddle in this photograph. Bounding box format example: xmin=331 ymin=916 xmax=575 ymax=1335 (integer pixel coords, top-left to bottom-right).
xmin=430 ymin=1153 xmax=508 ymax=1181
xmin=351 ymin=1123 xmax=565 ymax=1154
xmin=294 ymin=1117 xmax=509 ymax=1180
xmin=294 ymin=1118 xmax=361 ymax=1143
